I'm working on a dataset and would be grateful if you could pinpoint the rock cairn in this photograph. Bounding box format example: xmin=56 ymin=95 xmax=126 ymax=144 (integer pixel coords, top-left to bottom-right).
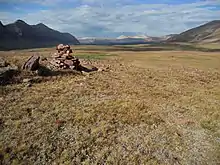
xmin=50 ymin=44 xmax=80 ymax=70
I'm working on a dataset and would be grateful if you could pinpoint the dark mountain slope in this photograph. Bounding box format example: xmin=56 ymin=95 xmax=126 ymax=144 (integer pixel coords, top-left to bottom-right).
xmin=0 ymin=20 xmax=80 ymax=50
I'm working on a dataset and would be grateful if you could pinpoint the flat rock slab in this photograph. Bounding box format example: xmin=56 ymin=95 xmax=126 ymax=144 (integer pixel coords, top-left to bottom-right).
xmin=80 ymin=64 xmax=98 ymax=72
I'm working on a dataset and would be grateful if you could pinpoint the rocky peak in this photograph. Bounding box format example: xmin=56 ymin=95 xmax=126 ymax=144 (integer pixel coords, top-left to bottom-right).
xmin=35 ymin=23 xmax=49 ymax=29
xmin=15 ymin=20 xmax=27 ymax=25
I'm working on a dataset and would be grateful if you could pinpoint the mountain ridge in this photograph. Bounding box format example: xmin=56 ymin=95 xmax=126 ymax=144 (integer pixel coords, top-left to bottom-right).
xmin=168 ymin=20 xmax=220 ymax=43
xmin=0 ymin=20 xmax=80 ymax=50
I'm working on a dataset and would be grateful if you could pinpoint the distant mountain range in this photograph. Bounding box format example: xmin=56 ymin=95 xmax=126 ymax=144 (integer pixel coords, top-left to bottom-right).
xmin=116 ymin=34 xmax=174 ymax=41
xmin=117 ymin=35 xmax=153 ymax=40
xmin=78 ymin=34 xmax=175 ymax=45
xmin=78 ymin=38 xmax=151 ymax=45
xmin=0 ymin=20 xmax=79 ymax=50
xmin=1 ymin=19 xmax=219 ymax=50
xmin=168 ymin=20 xmax=220 ymax=43
xmin=79 ymin=20 xmax=220 ymax=45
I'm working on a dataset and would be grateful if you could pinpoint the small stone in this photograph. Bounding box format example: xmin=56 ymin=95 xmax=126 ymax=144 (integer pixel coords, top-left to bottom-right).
xmin=26 ymin=83 xmax=32 ymax=87
xmin=41 ymin=57 xmax=47 ymax=61
xmin=64 ymin=60 xmax=74 ymax=66
xmin=98 ymin=67 xmax=108 ymax=72
xmin=82 ymin=71 xmax=90 ymax=76
xmin=98 ymin=68 xmax=104 ymax=72
xmin=56 ymin=44 xmax=64 ymax=51
xmin=23 ymin=78 xmax=32 ymax=83
xmin=55 ymin=119 xmax=65 ymax=129
xmin=69 ymin=66 xmax=76 ymax=70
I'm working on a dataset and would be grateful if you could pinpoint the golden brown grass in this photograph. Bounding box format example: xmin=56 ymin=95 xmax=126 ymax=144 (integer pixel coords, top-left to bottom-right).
xmin=195 ymin=43 xmax=220 ymax=49
xmin=0 ymin=44 xmax=220 ymax=164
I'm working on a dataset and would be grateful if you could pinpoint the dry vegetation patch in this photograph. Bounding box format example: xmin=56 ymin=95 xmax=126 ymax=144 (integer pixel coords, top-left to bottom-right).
xmin=0 ymin=45 xmax=220 ymax=164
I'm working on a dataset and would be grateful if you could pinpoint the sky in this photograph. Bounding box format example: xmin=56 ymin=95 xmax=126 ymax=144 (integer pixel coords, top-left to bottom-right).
xmin=0 ymin=0 xmax=220 ymax=38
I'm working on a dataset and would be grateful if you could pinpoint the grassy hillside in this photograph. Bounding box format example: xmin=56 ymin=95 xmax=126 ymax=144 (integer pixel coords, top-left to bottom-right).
xmin=202 ymin=28 xmax=220 ymax=43
xmin=0 ymin=44 xmax=220 ymax=164
xmin=168 ymin=20 xmax=220 ymax=43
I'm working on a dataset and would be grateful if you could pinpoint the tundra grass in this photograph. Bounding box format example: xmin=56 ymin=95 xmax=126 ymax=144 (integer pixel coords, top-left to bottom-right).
xmin=0 ymin=44 xmax=220 ymax=164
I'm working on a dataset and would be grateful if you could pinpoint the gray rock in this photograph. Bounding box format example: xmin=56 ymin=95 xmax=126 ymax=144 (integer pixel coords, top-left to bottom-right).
xmin=22 ymin=55 xmax=40 ymax=71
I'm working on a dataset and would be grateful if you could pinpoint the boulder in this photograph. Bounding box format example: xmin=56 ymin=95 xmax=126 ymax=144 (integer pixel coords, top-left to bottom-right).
xmin=22 ymin=55 xmax=40 ymax=71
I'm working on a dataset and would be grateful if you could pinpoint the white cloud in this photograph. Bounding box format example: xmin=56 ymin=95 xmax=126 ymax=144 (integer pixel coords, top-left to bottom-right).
xmin=0 ymin=0 xmax=220 ymax=37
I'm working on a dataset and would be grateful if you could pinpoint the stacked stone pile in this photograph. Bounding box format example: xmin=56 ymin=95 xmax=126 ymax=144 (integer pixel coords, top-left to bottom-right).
xmin=50 ymin=44 xmax=80 ymax=70
xmin=21 ymin=43 xmax=105 ymax=77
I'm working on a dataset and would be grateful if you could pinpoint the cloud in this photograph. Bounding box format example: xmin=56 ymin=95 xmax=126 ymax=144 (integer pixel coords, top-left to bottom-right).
xmin=0 ymin=0 xmax=220 ymax=37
